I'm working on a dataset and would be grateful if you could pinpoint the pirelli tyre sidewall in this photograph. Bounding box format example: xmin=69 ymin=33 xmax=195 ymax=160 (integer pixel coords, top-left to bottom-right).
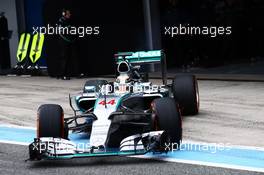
xmin=151 ymin=97 xmax=182 ymax=149
xmin=172 ymin=74 xmax=199 ymax=115
xmin=37 ymin=104 xmax=66 ymax=138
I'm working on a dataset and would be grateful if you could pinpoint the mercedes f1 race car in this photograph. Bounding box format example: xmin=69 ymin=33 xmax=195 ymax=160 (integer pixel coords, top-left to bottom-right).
xmin=28 ymin=50 xmax=199 ymax=160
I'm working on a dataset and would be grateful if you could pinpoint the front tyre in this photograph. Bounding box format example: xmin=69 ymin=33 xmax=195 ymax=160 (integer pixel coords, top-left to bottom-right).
xmin=37 ymin=104 xmax=66 ymax=138
xmin=151 ymin=98 xmax=182 ymax=149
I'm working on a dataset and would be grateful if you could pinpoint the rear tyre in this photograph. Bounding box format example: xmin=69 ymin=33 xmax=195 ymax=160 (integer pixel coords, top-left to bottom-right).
xmin=37 ymin=104 xmax=66 ymax=138
xmin=151 ymin=98 xmax=182 ymax=149
xmin=172 ymin=74 xmax=199 ymax=115
xmin=83 ymin=80 xmax=108 ymax=93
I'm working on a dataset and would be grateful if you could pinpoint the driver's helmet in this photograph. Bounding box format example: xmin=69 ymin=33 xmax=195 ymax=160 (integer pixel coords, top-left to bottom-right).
xmin=115 ymin=74 xmax=130 ymax=93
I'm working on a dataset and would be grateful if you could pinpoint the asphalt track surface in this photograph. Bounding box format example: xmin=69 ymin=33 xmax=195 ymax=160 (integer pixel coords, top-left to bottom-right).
xmin=0 ymin=143 xmax=262 ymax=175
xmin=0 ymin=76 xmax=264 ymax=174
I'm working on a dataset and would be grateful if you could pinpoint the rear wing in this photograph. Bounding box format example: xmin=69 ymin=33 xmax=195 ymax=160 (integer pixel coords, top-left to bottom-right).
xmin=115 ymin=50 xmax=162 ymax=64
xmin=114 ymin=50 xmax=167 ymax=85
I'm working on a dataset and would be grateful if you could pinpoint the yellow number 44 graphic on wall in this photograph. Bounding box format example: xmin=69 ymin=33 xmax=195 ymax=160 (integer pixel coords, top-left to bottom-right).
xmin=16 ymin=33 xmax=45 ymax=64
xmin=29 ymin=33 xmax=45 ymax=64
xmin=16 ymin=33 xmax=31 ymax=62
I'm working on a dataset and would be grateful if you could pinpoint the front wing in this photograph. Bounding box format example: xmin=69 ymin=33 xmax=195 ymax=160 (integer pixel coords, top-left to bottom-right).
xmin=28 ymin=131 xmax=164 ymax=160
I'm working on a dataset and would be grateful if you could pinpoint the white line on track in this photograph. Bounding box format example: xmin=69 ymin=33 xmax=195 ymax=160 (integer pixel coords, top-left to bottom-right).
xmin=133 ymin=156 xmax=264 ymax=173
xmin=1 ymin=124 xmax=264 ymax=173
xmin=0 ymin=140 xmax=29 ymax=146
xmin=0 ymin=124 xmax=36 ymax=130
xmin=183 ymin=140 xmax=264 ymax=151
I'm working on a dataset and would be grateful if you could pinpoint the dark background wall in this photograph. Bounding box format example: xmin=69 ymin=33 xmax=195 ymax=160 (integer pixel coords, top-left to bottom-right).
xmin=160 ymin=0 xmax=264 ymax=69
xmin=11 ymin=0 xmax=264 ymax=75
xmin=24 ymin=0 xmax=46 ymax=66
xmin=42 ymin=0 xmax=146 ymax=76
xmin=0 ymin=0 xmax=19 ymax=68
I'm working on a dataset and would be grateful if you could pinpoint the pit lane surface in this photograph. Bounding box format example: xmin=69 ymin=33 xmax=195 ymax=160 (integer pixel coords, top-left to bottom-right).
xmin=0 ymin=143 xmax=262 ymax=175
xmin=0 ymin=76 xmax=264 ymax=174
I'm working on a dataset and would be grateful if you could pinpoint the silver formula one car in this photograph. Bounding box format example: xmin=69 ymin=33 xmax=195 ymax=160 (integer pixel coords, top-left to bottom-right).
xmin=28 ymin=50 xmax=199 ymax=160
